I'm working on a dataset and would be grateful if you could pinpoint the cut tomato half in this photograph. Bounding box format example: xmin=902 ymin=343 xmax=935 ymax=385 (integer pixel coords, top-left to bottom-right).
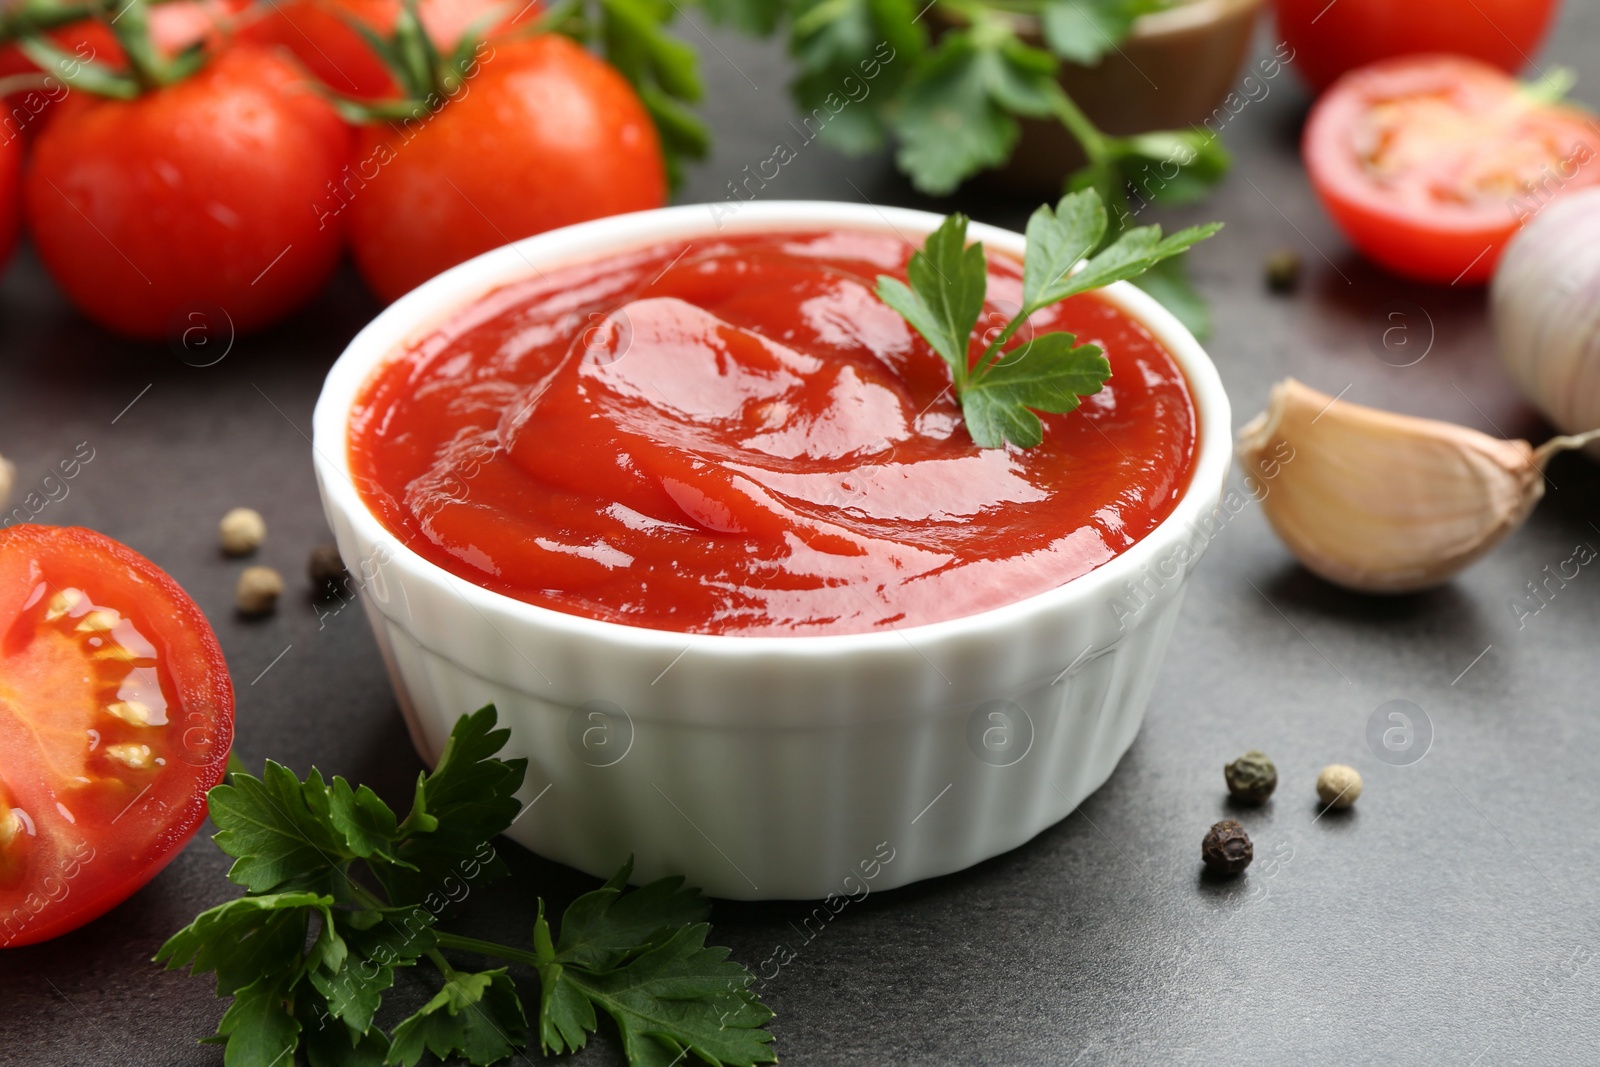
xmin=0 ymin=525 xmax=233 ymax=948
xmin=1304 ymin=55 xmax=1600 ymax=285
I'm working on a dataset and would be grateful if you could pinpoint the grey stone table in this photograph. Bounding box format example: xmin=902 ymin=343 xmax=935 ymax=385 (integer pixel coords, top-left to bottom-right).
xmin=3 ymin=9 xmax=1599 ymax=1066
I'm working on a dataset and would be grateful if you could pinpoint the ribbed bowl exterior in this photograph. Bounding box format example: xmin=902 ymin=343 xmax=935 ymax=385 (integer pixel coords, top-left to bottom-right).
xmin=313 ymin=202 xmax=1231 ymax=900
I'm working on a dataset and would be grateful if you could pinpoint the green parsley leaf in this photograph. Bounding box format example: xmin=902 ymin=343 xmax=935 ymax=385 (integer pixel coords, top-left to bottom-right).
xmin=874 ymin=213 xmax=987 ymax=381
xmin=594 ymin=0 xmax=711 ymax=187
xmin=788 ymin=0 xmax=925 ymax=154
xmin=962 ymin=332 xmax=1110 ymax=448
xmin=310 ymin=907 xmax=437 ymax=1033
xmin=386 ymin=967 xmax=528 ymax=1067
xmin=637 ymin=81 xmax=714 ymax=187
xmin=1022 ymin=190 xmax=1108 ymax=310
xmin=552 ymin=858 xmax=710 ymax=971
xmin=1058 ymin=217 xmax=1221 ymax=299
xmin=875 ymin=189 xmax=1219 ymax=448
xmin=215 ymin=975 xmax=301 ymax=1067
xmin=532 ymin=859 xmax=772 ymax=1064
xmin=209 ymin=763 xmax=354 ymax=894
xmin=325 ymin=777 xmax=407 ymax=865
xmin=537 ymin=905 xmax=775 ymax=1066
xmin=376 ymin=704 xmax=527 ymax=904
xmin=1130 ymin=253 xmax=1211 ymax=338
xmin=164 ymin=707 xmax=767 ymax=1067
xmin=156 ymin=892 xmax=333 ymax=996
xmin=690 ymin=0 xmax=785 ymax=35
xmin=1116 ymin=129 xmax=1232 ymax=207
xmin=891 ymin=26 xmax=1061 ymax=195
xmin=301 ymin=1001 xmax=391 ymax=1067
xmin=1040 ymin=0 xmax=1167 ymax=67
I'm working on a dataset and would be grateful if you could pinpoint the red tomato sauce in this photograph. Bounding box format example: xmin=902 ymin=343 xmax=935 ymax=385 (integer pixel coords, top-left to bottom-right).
xmin=348 ymin=230 xmax=1198 ymax=636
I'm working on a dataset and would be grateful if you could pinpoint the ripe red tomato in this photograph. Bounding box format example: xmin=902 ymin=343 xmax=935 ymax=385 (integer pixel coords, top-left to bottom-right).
xmin=1272 ymin=0 xmax=1559 ymax=92
xmin=238 ymin=0 xmax=525 ymax=100
xmin=0 ymin=132 xmax=18 ymax=271
xmin=0 ymin=525 xmax=234 ymax=949
xmin=346 ymin=34 xmax=666 ymax=303
xmin=0 ymin=1 xmax=245 ymax=133
xmin=1303 ymin=55 xmax=1600 ymax=285
xmin=23 ymin=46 xmax=352 ymax=339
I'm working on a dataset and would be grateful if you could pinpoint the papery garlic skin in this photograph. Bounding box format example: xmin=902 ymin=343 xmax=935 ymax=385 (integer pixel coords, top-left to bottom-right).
xmin=1237 ymin=380 xmax=1545 ymax=593
xmin=1492 ymin=187 xmax=1600 ymax=457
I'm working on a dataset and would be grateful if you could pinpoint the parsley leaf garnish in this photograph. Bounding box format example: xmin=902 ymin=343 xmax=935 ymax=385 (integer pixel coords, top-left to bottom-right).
xmin=875 ymin=188 xmax=1219 ymax=448
xmin=157 ymin=706 xmax=773 ymax=1067
xmin=1039 ymin=0 xmax=1169 ymax=66
xmin=386 ymin=967 xmax=528 ymax=1066
xmin=535 ymin=859 xmax=776 ymax=1065
xmin=891 ymin=23 xmax=1060 ymax=196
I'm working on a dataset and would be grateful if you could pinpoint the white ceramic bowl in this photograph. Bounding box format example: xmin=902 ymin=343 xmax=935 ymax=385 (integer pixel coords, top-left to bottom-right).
xmin=312 ymin=202 xmax=1232 ymax=900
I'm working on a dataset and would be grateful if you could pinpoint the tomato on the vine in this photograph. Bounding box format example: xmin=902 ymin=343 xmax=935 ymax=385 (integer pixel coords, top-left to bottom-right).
xmin=346 ymin=34 xmax=666 ymax=303
xmin=0 ymin=0 xmax=245 ymax=130
xmin=1272 ymin=0 xmax=1560 ymax=93
xmin=1304 ymin=55 xmax=1600 ymax=285
xmin=23 ymin=46 xmax=352 ymax=339
xmin=239 ymin=0 xmax=524 ymax=100
xmin=0 ymin=525 xmax=234 ymax=949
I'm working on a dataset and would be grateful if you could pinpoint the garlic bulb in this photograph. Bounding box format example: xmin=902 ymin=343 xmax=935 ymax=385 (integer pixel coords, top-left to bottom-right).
xmin=1492 ymin=187 xmax=1600 ymax=455
xmin=1236 ymin=380 xmax=1598 ymax=593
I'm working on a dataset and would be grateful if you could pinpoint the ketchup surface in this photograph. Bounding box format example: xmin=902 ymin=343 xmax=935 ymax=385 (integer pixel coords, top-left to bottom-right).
xmin=348 ymin=230 xmax=1197 ymax=636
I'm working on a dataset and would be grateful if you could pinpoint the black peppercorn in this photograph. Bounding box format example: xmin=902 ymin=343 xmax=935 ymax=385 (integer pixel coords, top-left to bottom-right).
xmin=1225 ymin=749 xmax=1278 ymax=804
xmin=308 ymin=542 xmax=350 ymax=599
xmin=1201 ymin=819 xmax=1253 ymax=875
xmin=1264 ymin=249 xmax=1302 ymax=294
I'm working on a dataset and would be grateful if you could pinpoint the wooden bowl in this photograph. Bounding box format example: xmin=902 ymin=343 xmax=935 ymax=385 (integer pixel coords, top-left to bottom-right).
xmin=939 ymin=0 xmax=1265 ymax=195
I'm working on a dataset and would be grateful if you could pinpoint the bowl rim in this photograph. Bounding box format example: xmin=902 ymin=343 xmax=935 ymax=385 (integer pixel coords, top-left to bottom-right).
xmin=1134 ymin=0 xmax=1264 ymax=39
xmin=311 ymin=200 xmax=1232 ymax=658
xmin=933 ymin=0 xmax=1263 ymax=45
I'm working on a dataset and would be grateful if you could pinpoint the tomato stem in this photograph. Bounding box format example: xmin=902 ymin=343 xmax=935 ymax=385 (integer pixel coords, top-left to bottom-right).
xmin=0 ymin=0 xmax=187 ymax=45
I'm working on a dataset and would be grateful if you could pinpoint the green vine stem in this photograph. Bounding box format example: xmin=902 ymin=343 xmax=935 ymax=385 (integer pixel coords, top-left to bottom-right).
xmin=0 ymin=0 xmax=188 ymax=45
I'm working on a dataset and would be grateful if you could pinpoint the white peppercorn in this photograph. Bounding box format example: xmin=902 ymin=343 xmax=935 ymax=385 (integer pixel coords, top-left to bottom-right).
xmin=219 ymin=508 xmax=266 ymax=556
xmin=1316 ymin=764 xmax=1363 ymax=808
xmin=236 ymin=565 xmax=283 ymax=616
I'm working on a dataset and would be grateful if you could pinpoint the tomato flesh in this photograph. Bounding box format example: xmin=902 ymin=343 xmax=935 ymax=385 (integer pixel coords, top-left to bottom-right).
xmin=1304 ymin=55 xmax=1600 ymax=285
xmin=0 ymin=526 xmax=233 ymax=948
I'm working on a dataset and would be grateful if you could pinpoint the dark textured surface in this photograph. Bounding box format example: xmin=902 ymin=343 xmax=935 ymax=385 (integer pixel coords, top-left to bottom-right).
xmin=5 ymin=9 xmax=1600 ymax=1066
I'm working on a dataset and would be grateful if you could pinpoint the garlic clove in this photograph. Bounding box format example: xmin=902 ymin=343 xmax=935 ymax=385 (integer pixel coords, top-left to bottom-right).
xmin=1236 ymin=379 xmax=1598 ymax=594
xmin=0 ymin=453 xmax=12 ymax=513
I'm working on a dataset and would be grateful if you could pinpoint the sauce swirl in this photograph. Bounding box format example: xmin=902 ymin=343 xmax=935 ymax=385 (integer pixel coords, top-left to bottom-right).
xmin=349 ymin=230 xmax=1197 ymax=635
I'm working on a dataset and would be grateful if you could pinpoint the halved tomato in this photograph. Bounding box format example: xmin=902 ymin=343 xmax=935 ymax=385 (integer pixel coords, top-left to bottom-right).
xmin=1304 ymin=55 xmax=1600 ymax=285
xmin=0 ymin=525 xmax=233 ymax=948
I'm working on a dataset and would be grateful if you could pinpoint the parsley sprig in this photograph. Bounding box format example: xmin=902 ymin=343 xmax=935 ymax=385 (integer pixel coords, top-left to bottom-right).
xmin=875 ymin=188 xmax=1218 ymax=449
xmin=157 ymin=706 xmax=775 ymax=1067
xmin=691 ymin=0 xmax=1231 ymax=334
